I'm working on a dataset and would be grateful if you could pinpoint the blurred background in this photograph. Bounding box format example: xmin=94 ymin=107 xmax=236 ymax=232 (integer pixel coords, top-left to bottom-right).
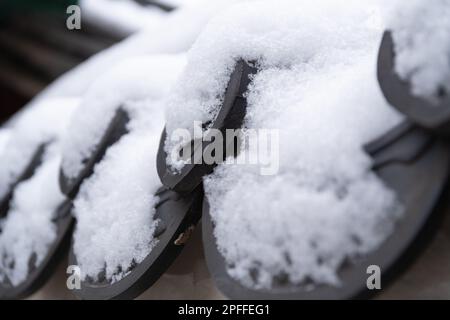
xmin=0 ymin=0 xmax=175 ymax=123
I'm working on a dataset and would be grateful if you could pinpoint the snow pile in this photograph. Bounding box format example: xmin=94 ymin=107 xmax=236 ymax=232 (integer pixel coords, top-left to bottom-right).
xmin=164 ymin=0 xmax=388 ymax=165
xmin=0 ymin=129 xmax=11 ymax=154
xmin=161 ymin=0 xmax=203 ymax=7
xmin=387 ymin=0 xmax=450 ymax=101
xmin=0 ymin=99 xmax=77 ymax=286
xmin=0 ymin=99 xmax=78 ymax=205
xmin=0 ymin=151 xmax=65 ymax=286
xmin=80 ymin=0 xmax=170 ymax=36
xmin=165 ymin=0 xmax=404 ymax=289
xmin=62 ymin=55 xmax=186 ymax=179
xmin=81 ymin=0 xmax=206 ymax=36
xmin=68 ymin=55 xmax=185 ymax=282
xmin=0 ymin=0 xmax=241 ymax=285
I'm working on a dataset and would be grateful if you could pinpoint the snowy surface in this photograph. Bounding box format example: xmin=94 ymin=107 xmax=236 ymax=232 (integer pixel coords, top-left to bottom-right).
xmin=62 ymin=55 xmax=186 ymax=179
xmin=80 ymin=0 xmax=169 ymax=36
xmin=164 ymin=0 xmax=389 ymax=166
xmin=3 ymin=0 xmax=434 ymax=292
xmin=68 ymin=56 xmax=185 ymax=282
xmin=0 ymin=129 xmax=11 ymax=155
xmin=80 ymin=0 xmax=205 ymax=36
xmin=387 ymin=0 xmax=450 ymax=101
xmin=160 ymin=0 xmax=203 ymax=7
xmin=0 ymin=100 xmax=77 ymax=286
xmin=1 ymin=0 xmax=240 ymax=286
xmin=0 ymin=150 xmax=65 ymax=286
xmin=0 ymin=99 xmax=78 ymax=204
xmin=80 ymin=0 xmax=208 ymax=36
xmin=163 ymin=0 xmax=404 ymax=289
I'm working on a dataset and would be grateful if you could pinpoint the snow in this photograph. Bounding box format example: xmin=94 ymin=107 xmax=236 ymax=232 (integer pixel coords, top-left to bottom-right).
xmin=0 ymin=99 xmax=79 ymax=205
xmin=0 ymin=129 xmax=11 ymax=155
xmin=164 ymin=0 xmax=388 ymax=166
xmin=0 ymin=150 xmax=65 ymax=286
xmin=160 ymin=0 xmax=203 ymax=7
xmin=80 ymin=0 xmax=169 ymax=36
xmin=1 ymin=0 xmax=241 ymax=286
xmin=165 ymin=0 xmax=404 ymax=289
xmin=80 ymin=0 xmax=211 ymax=37
xmin=387 ymin=0 xmax=450 ymax=101
xmin=68 ymin=55 xmax=185 ymax=282
xmin=80 ymin=0 xmax=205 ymax=36
xmin=0 ymin=99 xmax=77 ymax=286
xmin=4 ymin=0 xmax=442 ymax=292
xmin=62 ymin=55 xmax=186 ymax=179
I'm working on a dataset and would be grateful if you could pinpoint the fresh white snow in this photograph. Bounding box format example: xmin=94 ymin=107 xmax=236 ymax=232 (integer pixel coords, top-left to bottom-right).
xmin=387 ymin=0 xmax=450 ymax=101
xmin=0 ymin=151 xmax=65 ymax=286
xmin=1 ymin=0 xmax=241 ymax=286
xmin=0 ymin=99 xmax=78 ymax=205
xmin=4 ymin=0 xmax=446 ymax=292
xmin=80 ymin=0 xmax=205 ymax=37
xmin=68 ymin=55 xmax=185 ymax=282
xmin=62 ymin=55 xmax=186 ymax=179
xmin=0 ymin=129 xmax=11 ymax=155
xmin=80 ymin=0 xmax=169 ymax=36
xmin=165 ymin=0 xmax=404 ymax=289
xmin=0 ymin=99 xmax=77 ymax=286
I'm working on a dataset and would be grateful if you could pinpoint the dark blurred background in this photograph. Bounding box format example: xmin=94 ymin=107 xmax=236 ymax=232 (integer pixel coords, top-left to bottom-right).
xmin=0 ymin=0 xmax=173 ymax=123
